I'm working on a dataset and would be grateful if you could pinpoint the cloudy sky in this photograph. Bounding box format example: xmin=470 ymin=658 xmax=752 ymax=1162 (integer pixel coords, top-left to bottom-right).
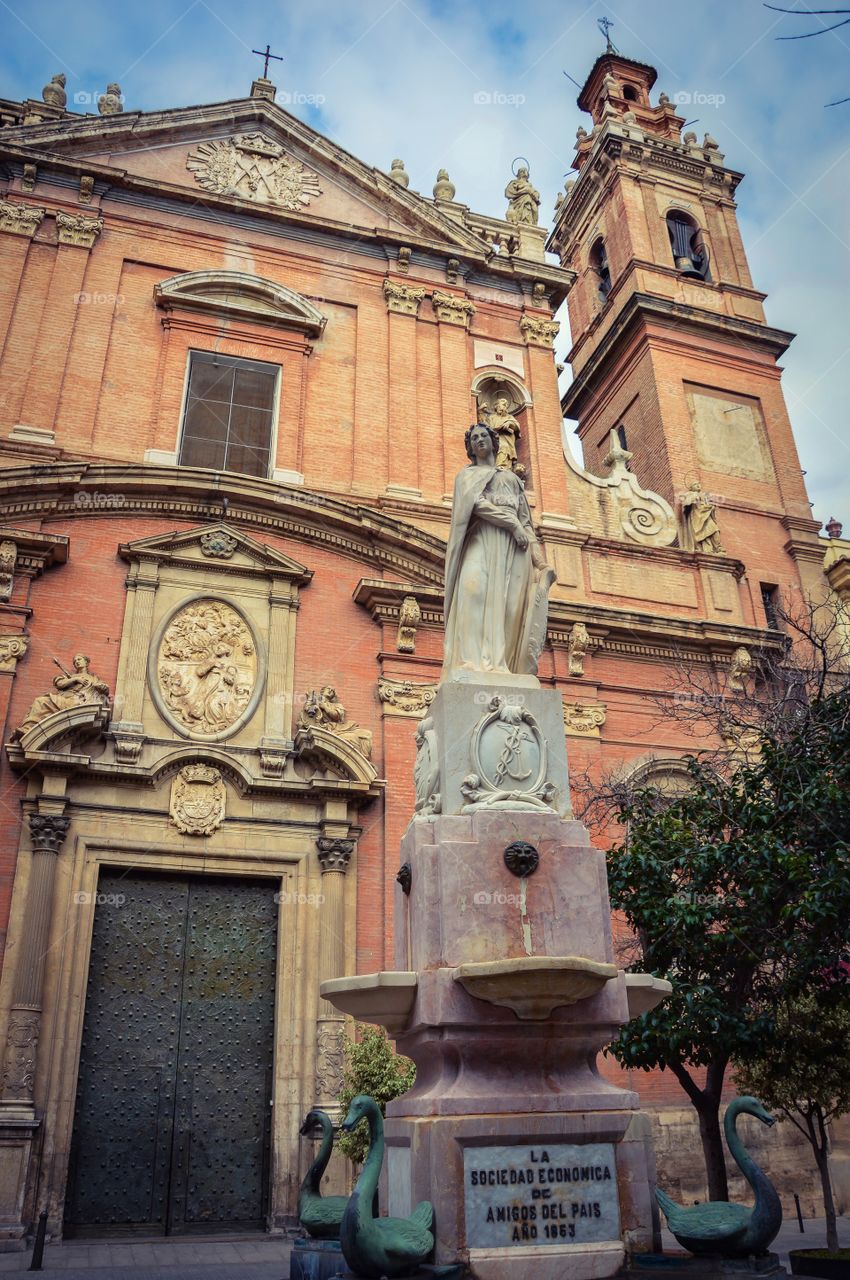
xmin=2 ymin=0 xmax=848 ymax=525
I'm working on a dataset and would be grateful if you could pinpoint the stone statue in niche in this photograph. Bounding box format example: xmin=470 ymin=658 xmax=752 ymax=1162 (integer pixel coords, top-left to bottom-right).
xmin=157 ymin=600 xmax=256 ymax=736
xmin=680 ymin=482 xmax=724 ymax=554
xmin=504 ymin=166 xmax=540 ymax=226
xmin=483 ymin=396 xmax=523 ymax=475
xmin=442 ymin=424 xmax=554 ymax=682
xmin=299 ymin=686 xmax=373 ymax=759
xmin=13 ymin=654 xmax=110 ymax=738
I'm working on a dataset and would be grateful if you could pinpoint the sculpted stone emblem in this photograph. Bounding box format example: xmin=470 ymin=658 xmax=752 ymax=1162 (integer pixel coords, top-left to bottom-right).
xmin=443 ymin=424 xmax=554 ymax=682
xmin=200 ymin=529 xmax=238 ymax=559
xmin=563 ymin=700 xmax=607 ymax=735
xmin=0 ymin=539 xmax=16 ymax=601
xmin=14 ymin=654 xmax=110 ymax=739
xmin=187 ymin=135 xmax=322 ymax=210
xmin=462 ymin=695 xmax=557 ymax=812
xmin=568 ymin=622 xmax=590 ymax=677
xmin=299 ymin=686 xmax=372 ymax=758
xmin=315 ymin=1022 xmax=346 ymax=1099
xmin=157 ymin=600 xmax=257 ymax=737
xmin=2 ymin=1012 xmax=39 ymax=1099
xmin=378 ymin=677 xmax=436 ymax=717
xmin=169 ymin=763 xmax=226 ymax=835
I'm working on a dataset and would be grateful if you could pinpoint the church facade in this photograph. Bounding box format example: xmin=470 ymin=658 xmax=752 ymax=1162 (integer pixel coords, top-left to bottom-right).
xmin=0 ymin=48 xmax=845 ymax=1244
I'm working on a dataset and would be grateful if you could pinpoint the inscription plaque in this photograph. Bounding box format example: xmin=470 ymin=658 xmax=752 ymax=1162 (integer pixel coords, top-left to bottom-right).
xmin=464 ymin=1142 xmax=620 ymax=1249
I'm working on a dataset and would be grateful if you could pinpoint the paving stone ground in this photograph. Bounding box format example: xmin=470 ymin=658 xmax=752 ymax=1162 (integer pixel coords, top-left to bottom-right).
xmin=0 ymin=1217 xmax=845 ymax=1277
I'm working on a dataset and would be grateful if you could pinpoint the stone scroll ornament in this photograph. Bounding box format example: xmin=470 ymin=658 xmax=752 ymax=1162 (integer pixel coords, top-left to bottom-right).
xmin=442 ymin=423 xmax=555 ymax=683
xmin=157 ymin=600 xmax=257 ymax=738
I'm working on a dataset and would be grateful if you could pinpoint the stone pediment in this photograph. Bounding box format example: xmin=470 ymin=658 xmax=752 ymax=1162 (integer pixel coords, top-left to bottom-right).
xmin=0 ymin=100 xmax=488 ymax=254
xmin=154 ymin=271 xmax=327 ymax=335
xmin=118 ymin=524 xmax=313 ymax=584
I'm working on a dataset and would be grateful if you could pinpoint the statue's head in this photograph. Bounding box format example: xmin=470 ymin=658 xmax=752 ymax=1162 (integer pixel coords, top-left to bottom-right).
xmin=299 ymin=1109 xmax=331 ymax=1138
xmin=465 ymin=423 xmax=499 ymax=461
xmin=689 ymin=481 xmax=702 ymax=492
xmin=321 ymin=685 xmax=336 ymax=700
xmin=107 ymin=83 xmax=121 ymax=96
xmin=72 ymin=654 xmax=89 ymax=671
xmin=494 ymin=396 xmax=510 ymax=413
xmin=55 ymin=74 xmax=66 ymax=87
xmin=341 ymin=1093 xmax=376 ymax=1132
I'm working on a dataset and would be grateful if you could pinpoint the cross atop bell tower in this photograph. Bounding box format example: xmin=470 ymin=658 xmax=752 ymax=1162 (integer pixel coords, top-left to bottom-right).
xmin=548 ymin=46 xmax=823 ymax=607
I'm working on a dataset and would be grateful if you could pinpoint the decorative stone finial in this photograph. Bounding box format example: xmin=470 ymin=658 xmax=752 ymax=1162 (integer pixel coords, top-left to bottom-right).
xmin=98 ymin=83 xmax=123 ymax=116
xmin=658 ymin=91 xmax=670 ymax=106
xmin=703 ymin=132 xmax=719 ymax=151
xmin=389 ymin=158 xmax=410 ymax=188
xmin=826 ymin=516 xmax=844 ymax=539
xmin=683 ymin=131 xmax=698 ymax=146
xmin=433 ymin=169 xmax=455 ymax=201
xmin=42 ymin=73 xmax=66 ymax=109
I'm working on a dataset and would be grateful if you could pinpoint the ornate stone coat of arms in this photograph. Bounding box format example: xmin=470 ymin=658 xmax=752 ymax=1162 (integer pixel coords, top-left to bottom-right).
xmin=169 ymin=763 xmax=226 ymax=835
xmin=186 ymin=133 xmax=322 ymax=210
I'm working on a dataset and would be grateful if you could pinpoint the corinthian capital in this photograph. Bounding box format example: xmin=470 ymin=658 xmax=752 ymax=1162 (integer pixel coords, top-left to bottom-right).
xmin=28 ymin=813 xmax=70 ymax=854
xmin=316 ymin=837 xmax=355 ymax=874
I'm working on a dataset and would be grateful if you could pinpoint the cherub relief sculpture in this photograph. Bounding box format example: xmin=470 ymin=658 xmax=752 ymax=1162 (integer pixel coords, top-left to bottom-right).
xmin=299 ymin=686 xmax=373 ymax=759
xmin=14 ymin=655 xmax=110 ymax=738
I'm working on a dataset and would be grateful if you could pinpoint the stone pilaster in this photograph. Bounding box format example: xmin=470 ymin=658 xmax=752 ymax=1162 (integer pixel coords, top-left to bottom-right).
xmin=314 ymin=837 xmax=354 ymax=1117
xmin=1 ymin=814 xmax=70 ymax=1111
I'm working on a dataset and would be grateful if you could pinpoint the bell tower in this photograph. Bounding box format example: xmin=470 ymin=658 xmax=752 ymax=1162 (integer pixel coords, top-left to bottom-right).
xmin=548 ymin=49 xmax=824 ymax=605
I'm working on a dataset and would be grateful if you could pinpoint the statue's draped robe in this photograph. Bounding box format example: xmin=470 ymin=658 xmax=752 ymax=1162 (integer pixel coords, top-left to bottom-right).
xmin=681 ymin=494 xmax=721 ymax=552
xmin=443 ymin=464 xmax=546 ymax=680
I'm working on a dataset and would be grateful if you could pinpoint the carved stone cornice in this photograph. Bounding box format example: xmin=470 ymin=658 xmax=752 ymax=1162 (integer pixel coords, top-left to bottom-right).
xmin=0 ymin=464 xmax=445 ymax=588
xmin=520 ymin=313 xmax=560 ymax=348
xmin=0 ymin=634 xmax=28 ymax=672
xmin=28 ymin=813 xmax=70 ymax=854
xmin=0 ymin=201 xmax=45 ymax=238
xmin=562 ymin=700 xmax=607 ymax=737
xmin=316 ymin=836 xmax=355 ymax=874
xmin=431 ymin=290 xmax=475 ymax=327
xmin=55 ymin=211 xmax=103 ymax=248
xmin=0 ymin=526 xmax=69 ymax=579
xmin=383 ymin=279 xmax=426 ymax=316
xmin=377 ymin=677 xmax=436 ymax=717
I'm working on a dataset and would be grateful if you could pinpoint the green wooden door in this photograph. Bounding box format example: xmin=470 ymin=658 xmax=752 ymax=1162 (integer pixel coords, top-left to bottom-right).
xmin=64 ymin=870 xmax=277 ymax=1236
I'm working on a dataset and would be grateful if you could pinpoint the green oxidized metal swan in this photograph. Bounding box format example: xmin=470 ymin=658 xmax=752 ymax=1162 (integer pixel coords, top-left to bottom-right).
xmin=340 ymin=1094 xmax=464 ymax=1279
xmin=297 ymin=1108 xmax=349 ymax=1240
xmin=656 ymin=1096 xmax=782 ymax=1256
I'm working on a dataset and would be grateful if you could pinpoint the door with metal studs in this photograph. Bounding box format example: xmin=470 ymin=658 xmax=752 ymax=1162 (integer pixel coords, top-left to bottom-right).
xmin=64 ymin=869 xmax=277 ymax=1235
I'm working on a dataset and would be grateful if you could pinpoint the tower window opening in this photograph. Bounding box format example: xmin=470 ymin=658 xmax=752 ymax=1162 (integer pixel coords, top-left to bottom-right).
xmin=590 ymin=237 xmax=612 ymax=303
xmin=622 ymin=84 xmax=639 ymax=102
xmin=666 ymin=212 xmax=711 ymax=281
xmin=616 ymin=424 xmax=629 ymax=451
xmin=761 ymin=584 xmax=781 ymax=631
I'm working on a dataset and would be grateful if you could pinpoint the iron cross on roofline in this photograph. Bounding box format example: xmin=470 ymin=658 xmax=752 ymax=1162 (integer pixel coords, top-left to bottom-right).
xmin=597 ymin=15 xmax=617 ymax=53
xmin=252 ymin=44 xmax=283 ymax=80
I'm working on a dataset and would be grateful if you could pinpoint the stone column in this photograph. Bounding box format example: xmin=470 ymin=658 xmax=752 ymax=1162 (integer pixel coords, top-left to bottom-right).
xmin=1 ymin=814 xmax=70 ymax=1115
xmin=313 ymin=836 xmax=354 ymax=1118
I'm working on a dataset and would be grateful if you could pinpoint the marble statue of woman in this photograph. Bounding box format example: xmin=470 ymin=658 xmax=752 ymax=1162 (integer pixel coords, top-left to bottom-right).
xmin=442 ymin=423 xmax=554 ymax=682
xmin=680 ymin=482 xmax=723 ymax=554
xmin=504 ymin=167 xmax=540 ymax=227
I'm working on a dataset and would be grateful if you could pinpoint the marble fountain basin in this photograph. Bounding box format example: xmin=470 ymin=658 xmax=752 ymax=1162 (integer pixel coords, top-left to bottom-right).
xmin=451 ymin=955 xmax=618 ymax=1020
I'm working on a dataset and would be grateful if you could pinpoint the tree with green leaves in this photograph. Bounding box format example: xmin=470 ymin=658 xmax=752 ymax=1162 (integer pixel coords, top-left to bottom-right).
xmin=596 ymin=675 xmax=850 ymax=1202
xmin=735 ymin=988 xmax=850 ymax=1253
xmin=336 ymin=1025 xmax=416 ymax=1164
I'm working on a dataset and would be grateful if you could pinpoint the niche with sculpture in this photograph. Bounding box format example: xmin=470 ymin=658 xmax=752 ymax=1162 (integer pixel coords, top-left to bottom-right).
xmin=473 ymin=376 xmax=531 ymax=483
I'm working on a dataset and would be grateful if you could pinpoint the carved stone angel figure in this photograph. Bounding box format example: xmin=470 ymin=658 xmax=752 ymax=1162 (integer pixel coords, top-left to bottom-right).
xmin=442 ymin=424 xmax=554 ymax=682
xmin=14 ymin=654 xmax=109 ymax=738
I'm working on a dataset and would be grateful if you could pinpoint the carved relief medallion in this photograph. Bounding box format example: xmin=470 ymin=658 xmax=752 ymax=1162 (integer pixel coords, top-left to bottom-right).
xmin=157 ymin=599 xmax=258 ymax=738
xmin=169 ymin=763 xmax=226 ymax=835
xmin=187 ymin=135 xmax=322 ymax=210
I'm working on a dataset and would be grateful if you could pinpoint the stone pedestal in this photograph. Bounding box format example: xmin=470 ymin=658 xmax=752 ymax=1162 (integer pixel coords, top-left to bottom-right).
xmin=322 ymin=678 xmax=668 ymax=1278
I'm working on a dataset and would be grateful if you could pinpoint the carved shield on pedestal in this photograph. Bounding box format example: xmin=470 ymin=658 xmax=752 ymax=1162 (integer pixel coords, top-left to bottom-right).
xmin=169 ymin=764 xmax=226 ymax=836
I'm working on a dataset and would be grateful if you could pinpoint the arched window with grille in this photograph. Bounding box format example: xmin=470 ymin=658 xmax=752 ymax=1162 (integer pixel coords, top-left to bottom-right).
xmin=666 ymin=211 xmax=710 ymax=280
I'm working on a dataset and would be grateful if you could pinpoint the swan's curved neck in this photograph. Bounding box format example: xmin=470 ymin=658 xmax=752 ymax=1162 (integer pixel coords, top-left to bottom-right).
xmin=306 ymin=1118 xmax=334 ymax=1192
xmin=724 ymin=1098 xmax=779 ymax=1232
xmin=351 ymin=1102 xmax=384 ymax=1224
